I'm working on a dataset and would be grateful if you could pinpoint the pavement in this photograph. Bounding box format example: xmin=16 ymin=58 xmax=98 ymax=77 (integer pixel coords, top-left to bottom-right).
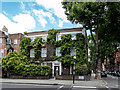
xmin=0 ymin=74 xmax=106 ymax=88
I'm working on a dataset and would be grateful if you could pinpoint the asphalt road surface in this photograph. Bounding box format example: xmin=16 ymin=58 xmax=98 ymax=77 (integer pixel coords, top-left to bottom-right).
xmin=0 ymin=83 xmax=119 ymax=90
xmin=102 ymin=74 xmax=119 ymax=89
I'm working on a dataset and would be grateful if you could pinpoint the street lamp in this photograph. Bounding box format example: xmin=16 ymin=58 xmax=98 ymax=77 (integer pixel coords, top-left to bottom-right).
xmin=73 ymin=56 xmax=76 ymax=84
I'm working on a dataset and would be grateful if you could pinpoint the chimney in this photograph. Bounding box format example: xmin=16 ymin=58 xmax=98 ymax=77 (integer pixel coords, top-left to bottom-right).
xmin=2 ymin=26 xmax=8 ymax=32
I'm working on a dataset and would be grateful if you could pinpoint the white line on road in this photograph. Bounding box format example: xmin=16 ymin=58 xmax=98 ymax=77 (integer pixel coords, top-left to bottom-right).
xmin=2 ymin=83 xmax=54 ymax=87
xmin=73 ymin=86 xmax=96 ymax=88
xmin=57 ymin=85 xmax=64 ymax=89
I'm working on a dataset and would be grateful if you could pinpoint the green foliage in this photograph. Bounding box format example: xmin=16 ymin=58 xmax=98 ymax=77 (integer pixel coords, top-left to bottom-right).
xmin=50 ymin=32 xmax=88 ymax=66
xmin=20 ymin=37 xmax=31 ymax=58
xmin=75 ymin=64 xmax=88 ymax=75
xmin=2 ymin=52 xmax=50 ymax=76
xmin=47 ymin=29 xmax=59 ymax=46
xmin=32 ymin=37 xmax=42 ymax=59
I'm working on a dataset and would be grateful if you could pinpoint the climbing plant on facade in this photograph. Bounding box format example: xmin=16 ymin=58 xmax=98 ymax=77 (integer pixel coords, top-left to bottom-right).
xmin=32 ymin=37 xmax=42 ymax=59
xmin=20 ymin=36 xmax=31 ymax=58
xmin=47 ymin=29 xmax=88 ymax=66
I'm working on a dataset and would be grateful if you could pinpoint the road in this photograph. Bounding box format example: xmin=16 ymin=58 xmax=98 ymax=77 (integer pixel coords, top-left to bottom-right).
xmin=102 ymin=74 xmax=119 ymax=89
xmin=0 ymin=83 xmax=119 ymax=90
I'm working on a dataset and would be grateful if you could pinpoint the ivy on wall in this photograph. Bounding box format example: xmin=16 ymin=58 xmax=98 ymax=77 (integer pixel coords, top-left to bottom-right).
xmin=20 ymin=29 xmax=87 ymax=66
xmin=32 ymin=37 xmax=42 ymax=59
xmin=47 ymin=30 xmax=88 ymax=66
xmin=20 ymin=36 xmax=31 ymax=58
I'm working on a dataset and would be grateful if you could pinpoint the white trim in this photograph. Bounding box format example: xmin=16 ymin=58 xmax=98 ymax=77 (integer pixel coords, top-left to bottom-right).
xmin=26 ymin=34 xmax=48 ymax=38
xmin=52 ymin=61 xmax=62 ymax=77
xmin=59 ymin=31 xmax=83 ymax=35
xmin=70 ymin=65 xmax=72 ymax=74
xmin=82 ymin=28 xmax=86 ymax=36
xmin=25 ymin=30 xmax=84 ymax=38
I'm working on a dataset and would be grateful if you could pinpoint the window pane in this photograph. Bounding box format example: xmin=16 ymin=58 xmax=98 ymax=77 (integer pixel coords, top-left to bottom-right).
xmin=42 ymin=36 xmax=47 ymax=42
xmin=70 ymin=48 xmax=76 ymax=56
xmin=56 ymin=47 xmax=61 ymax=56
xmin=30 ymin=49 xmax=34 ymax=57
xmin=71 ymin=34 xmax=76 ymax=40
xmin=14 ymin=39 xmax=17 ymax=44
xmin=0 ymin=38 xmax=2 ymax=43
xmin=41 ymin=48 xmax=46 ymax=57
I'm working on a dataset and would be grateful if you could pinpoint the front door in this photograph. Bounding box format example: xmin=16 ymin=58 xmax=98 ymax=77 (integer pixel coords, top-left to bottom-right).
xmin=54 ymin=66 xmax=59 ymax=76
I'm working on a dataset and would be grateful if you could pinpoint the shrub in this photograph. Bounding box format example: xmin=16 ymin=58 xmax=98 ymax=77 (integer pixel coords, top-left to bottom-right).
xmin=75 ymin=64 xmax=88 ymax=76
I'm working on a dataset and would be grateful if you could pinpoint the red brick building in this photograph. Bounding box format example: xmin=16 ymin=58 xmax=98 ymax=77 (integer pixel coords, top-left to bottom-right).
xmin=0 ymin=26 xmax=87 ymax=77
xmin=0 ymin=26 xmax=23 ymax=61
xmin=25 ymin=28 xmax=86 ymax=77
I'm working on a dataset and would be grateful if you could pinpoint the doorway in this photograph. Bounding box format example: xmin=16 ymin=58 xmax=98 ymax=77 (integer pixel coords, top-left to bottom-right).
xmin=54 ymin=66 xmax=59 ymax=76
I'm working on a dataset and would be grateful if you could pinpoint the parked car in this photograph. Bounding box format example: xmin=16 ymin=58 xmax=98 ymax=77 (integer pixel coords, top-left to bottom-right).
xmin=101 ymin=71 xmax=107 ymax=77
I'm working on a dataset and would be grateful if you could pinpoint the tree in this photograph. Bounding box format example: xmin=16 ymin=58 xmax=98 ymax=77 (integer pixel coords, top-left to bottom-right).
xmin=62 ymin=2 xmax=107 ymax=79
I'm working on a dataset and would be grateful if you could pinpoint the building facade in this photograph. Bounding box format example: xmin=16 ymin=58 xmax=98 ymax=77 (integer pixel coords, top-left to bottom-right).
xmin=0 ymin=26 xmax=22 ymax=61
xmin=0 ymin=26 xmax=86 ymax=77
xmin=25 ymin=28 xmax=86 ymax=77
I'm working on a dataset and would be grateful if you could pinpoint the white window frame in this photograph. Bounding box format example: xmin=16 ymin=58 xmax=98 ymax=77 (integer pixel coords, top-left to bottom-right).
xmin=56 ymin=47 xmax=61 ymax=56
xmin=30 ymin=49 xmax=35 ymax=58
xmin=41 ymin=62 xmax=47 ymax=66
xmin=0 ymin=38 xmax=2 ymax=44
xmin=31 ymin=37 xmax=35 ymax=42
xmin=14 ymin=39 xmax=17 ymax=44
xmin=70 ymin=65 xmax=73 ymax=74
xmin=70 ymin=48 xmax=76 ymax=56
xmin=71 ymin=34 xmax=76 ymax=40
xmin=42 ymin=36 xmax=47 ymax=42
xmin=0 ymin=49 xmax=4 ymax=58
xmin=14 ymin=50 xmax=17 ymax=52
xmin=56 ymin=34 xmax=61 ymax=41
xmin=41 ymin=48 xmax=47 ymax=57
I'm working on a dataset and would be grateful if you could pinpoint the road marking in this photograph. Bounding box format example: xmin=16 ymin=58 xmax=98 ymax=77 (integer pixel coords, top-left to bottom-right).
xmin=57 ymin=85 xmax=64 ymax=89
xmin=2 ymin=83 xmax=53 ymax=87
xmin=73 ymin=86 xmax=96 ymax=88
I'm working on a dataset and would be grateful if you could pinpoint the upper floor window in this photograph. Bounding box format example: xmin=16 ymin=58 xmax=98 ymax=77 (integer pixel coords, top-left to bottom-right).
xmin=56 ymin=34 xmax=61 ymax=41
xmin=14 ymin=39 xmax=17 ymax=44
xmin=31 ymin=37 xmax=35 ymax=42
xmin=0 ymin=38 xmax=2 ymax=44
xmin=70 ymin=48 xmax=76 ymax=56
xmin=56 ymin=47 xmax=61 ymax=56
xmin=30 ymin=49 xmax=34 ymax=58
xmin=41 ymin=62 xmax=47 ymax=66
xmin=71 ymin=34 xmax=76 ymax=40
xmin=0 ymin=49 xmax=4 ymax=58
xmin=42 ymin=36 xmax=47 ymax=42
xmin=14 ymin=50 xmax=17 ymax=52
xmin=41 ymin=48 xmax=47 ymax=57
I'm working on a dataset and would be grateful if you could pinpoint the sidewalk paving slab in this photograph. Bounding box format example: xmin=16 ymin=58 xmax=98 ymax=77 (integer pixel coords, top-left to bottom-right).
xmin=0 ymin=74 xmax=106 ymax=88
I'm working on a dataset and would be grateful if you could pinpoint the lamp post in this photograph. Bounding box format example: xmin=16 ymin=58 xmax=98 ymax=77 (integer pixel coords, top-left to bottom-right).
xmin=73 ymin=56 xmax=76 ymax=84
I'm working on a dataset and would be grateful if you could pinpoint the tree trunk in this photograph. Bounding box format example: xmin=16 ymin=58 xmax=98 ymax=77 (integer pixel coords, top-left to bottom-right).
xmin=85 ymin=29 xmax=89 ymax=60
xmin=95 ymin=57 xmax=101 ymax=80
xmin=95 ymin=26 xmax=101 ymax=80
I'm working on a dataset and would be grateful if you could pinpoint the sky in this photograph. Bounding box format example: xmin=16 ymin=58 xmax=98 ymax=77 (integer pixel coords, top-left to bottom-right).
xmin=0 ymin=0 xmax=84 ymax=34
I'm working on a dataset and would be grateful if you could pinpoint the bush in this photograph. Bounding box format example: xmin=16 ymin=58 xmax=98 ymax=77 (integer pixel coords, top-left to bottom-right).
xmin=1 ymin=52 xmax=50 ymax=77
xmin=75 ymin=64 xmax=88 ymax=76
